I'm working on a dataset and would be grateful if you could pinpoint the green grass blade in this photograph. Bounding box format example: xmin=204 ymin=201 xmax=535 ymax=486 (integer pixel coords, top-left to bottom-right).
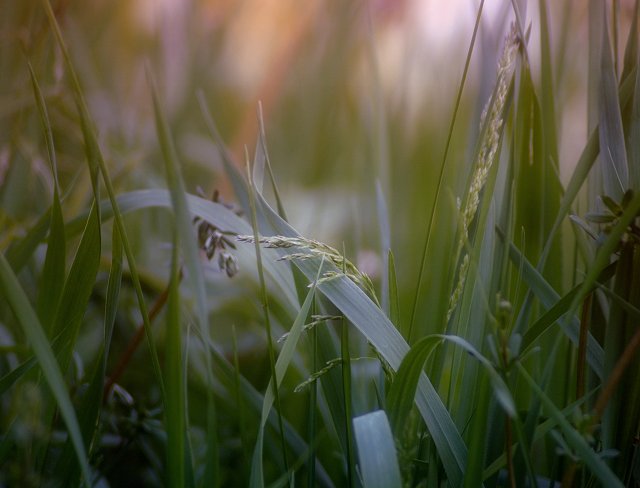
xmin=257 ymin=102 xmax=288 ymax=220
xmin=621 ymin=0 xmax=639 ymax=82
xmin=599 ymin=4 xmax=629 ymax=200
xmin=463 ymin=373 xmax=491 ymax=488
xmin=538 ymin=0 xmax=559 ymax=165
xmin=341 ymin=294 xmax=355 ymax=487
xmin=166 ymin=232 xmax=185 ymax=487
xmin=353 ymin=410 xmax=402 ymax=488
xmin=520 ymin=262 xmax=616 ymax=353
xmin=516 ymin=362 xmax=623 ymax=487
xmin=628 ymin=16 xmax=640 ymax=189
xmin=197 ymin=92 xmax=251 ymax=214
xmin=376 ymin=181 xmax=391 ymax=315
xmin=386 ymin=335 xmax=443 ymax=437
xmin=51 ymin=202 xmax=101 ymax=370
xmin=0 ymin=356 xmax=38 ymax=395
xmin=252 ymin=110 xmax=266 ymax=193
xmin=5 ymin=206 xmax=51 ymax=273
xmin=250 ymin=263 xmax=320 ymax=487
xmin=440 ymin=335 xmax=515 ymax=417
xmin=246 ymin=151 xmax=290 ymax=485
xmin=149 ymin=71 xmax=218 ymax=487
xmin=387 ymin=250 xmax=400 ymax=334
xmin=0 ymin=253 xmax=91 ymax=485
xmin=36 ymin=194 xmax=65 ymax=330
xmin=306 ymin=301 xmax=318 ymax=488
xmin=28 ymin=63 xmax=66 ymax=331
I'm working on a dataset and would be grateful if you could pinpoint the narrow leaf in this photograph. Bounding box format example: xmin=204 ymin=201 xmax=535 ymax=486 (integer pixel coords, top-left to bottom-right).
xmin=599 ymin=5 xmax=629 ymax=200
xmin=165 ymin=232 xmax=185 ymax=487
xmin=353 ymin=411 xmax=402 ymax=488
xmin=0 ymin=253 xmax=91 ymax=485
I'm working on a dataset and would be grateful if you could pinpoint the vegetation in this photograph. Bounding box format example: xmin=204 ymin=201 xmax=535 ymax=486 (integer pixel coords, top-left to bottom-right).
xmin=1 ymin=0 xmax=640 ymax=486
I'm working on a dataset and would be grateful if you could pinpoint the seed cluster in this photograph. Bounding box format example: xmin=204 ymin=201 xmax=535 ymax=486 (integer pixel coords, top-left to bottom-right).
xmin=447 ymin=25 xmax=519 ymax=322
xmin=237 ymin=234 xmax=378 ymax=302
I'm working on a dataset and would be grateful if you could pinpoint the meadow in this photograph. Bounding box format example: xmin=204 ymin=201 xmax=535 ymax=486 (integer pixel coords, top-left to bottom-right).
xmin=1 ymin=0 xmax=639 ymax=486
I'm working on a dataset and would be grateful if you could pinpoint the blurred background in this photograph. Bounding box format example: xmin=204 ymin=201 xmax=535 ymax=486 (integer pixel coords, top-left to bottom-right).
xmin=1 ymin=0 xmax=638 ymax=332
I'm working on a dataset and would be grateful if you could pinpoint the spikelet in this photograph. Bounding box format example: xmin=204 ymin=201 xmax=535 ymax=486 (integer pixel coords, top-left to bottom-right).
xmin=446 ymin=24 xmax=520 ymax=322
xmin=237 ymin=234 xmax=378 ymax=303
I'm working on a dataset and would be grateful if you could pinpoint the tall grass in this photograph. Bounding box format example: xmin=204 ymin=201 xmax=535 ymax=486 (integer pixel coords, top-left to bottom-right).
xmin=1 ymin=0 xmax=640 ymax=486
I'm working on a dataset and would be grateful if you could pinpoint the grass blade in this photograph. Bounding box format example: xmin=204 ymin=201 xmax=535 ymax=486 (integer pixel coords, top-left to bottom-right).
xmin=386 ymin=335 xmax=443 ymax=437
xmin=440 ymin=335 xmax=515 ymax=417
xmin=387 ymin=250 xmax=400 ymax=334
xmin=28 ymin=62 xmax=66 ymax=330
xmin=50 ymin=203 xmax=101 ymax=370
xmin=246 ymin=152 xmax=290 ymax=485
xmin=628 ymin=10 xmax=640 ymax=189
xmin=353 ymin=410 xmax=402 ymax=488
xmin=0 ymin=253 xmax=91 ymax=485
xmin=165 ymin=231 xmax=186 ymax=487
xmin=376 ymin=181 xmax=391 ymax=315
xmin=149 ymin=71 xmax=219 ymax=487
xmin=599 ymin=4 xmax=629 ymax=200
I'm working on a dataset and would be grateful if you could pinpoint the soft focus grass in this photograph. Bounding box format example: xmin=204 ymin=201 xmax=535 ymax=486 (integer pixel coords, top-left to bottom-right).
xmin=1 ymin=0 xmax=640 ymax=486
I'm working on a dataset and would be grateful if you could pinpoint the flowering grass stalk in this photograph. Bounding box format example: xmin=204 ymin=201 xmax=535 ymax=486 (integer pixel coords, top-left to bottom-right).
xmin=446 ymin=24 xmax=520 ymax=322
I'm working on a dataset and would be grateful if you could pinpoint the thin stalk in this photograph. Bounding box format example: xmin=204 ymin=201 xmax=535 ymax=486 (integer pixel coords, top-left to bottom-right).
xmin=341 ymin=317 xmax=354 ymax=486
xmin=407 ymin=0 xmax=485 ymax=342
xmin=577 ymin=293 xmax=593 ymax=400
xmin=613 ymin=0 xmax=619 ymax=76
xmin=103 ymin=269 xmax=182 ymax=400
xmin=500 ymin=327 xmax=516 ymax=488
xmin=306 ymin=299 xmax=318 ymax=487
xmin=341 ymin=244 xmax=355 ymax=486
xmin=505 ymin=417 xmax=516 ymax=488
xmin=232 ymin=325 xmax=250 ymax=470
xmin=593 ymin=323 xmax=640 ymax=420
xmin=246 ymin=154 xmax=290 ymax=479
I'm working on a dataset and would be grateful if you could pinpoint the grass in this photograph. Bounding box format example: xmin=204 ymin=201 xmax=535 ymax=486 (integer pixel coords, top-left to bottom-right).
xmin=1 ymin=0 xmax=640 ymax=486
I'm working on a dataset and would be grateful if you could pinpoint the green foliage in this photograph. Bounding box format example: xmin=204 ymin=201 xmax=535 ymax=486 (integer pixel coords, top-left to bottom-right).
xmin=2 ymin=1 xmax=640 ymax=486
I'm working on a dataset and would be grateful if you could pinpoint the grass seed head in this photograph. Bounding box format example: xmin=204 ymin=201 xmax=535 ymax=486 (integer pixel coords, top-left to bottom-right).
xmin=446 ymin=24 xmax=519 ymax=322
